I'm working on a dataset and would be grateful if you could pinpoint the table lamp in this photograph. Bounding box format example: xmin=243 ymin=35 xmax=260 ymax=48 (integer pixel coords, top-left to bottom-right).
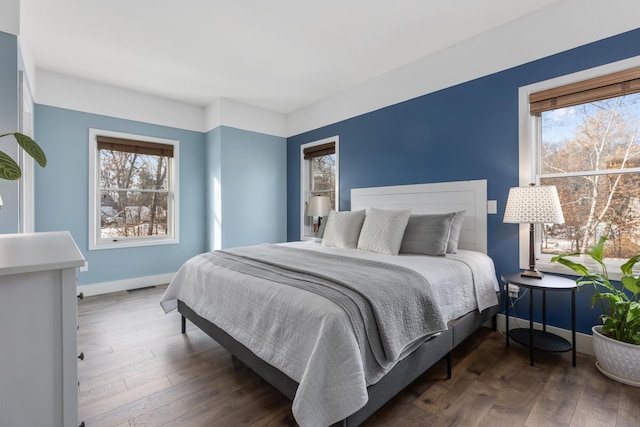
xmin=307 ymin=195 xmax=331 ymax=233
xmin=503 ymin=184 xmax=564 ymax=279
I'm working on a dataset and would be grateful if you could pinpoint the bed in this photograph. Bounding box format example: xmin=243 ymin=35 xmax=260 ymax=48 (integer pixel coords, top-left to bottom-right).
xmin=160 ymin=179 xmax=500 ymax=427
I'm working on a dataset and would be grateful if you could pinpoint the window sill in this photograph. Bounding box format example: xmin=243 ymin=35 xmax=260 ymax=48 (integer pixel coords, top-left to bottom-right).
xmin=527 ymin=259 xmax=625 ymax=282
xmin=89 ymin=237 xmax=178 ymax=251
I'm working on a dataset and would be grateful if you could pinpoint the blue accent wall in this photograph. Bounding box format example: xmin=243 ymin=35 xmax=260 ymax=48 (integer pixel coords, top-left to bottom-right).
xmin=287 ymin=28 xmax=640 ymax=335
xmin=34 ymin=105 xmax=207 ymax=285
xmin=207 ymin=126 xmax=287 ymax=249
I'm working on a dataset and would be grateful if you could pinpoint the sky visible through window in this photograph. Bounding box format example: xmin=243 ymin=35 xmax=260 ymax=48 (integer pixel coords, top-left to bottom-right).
xmin=540 ymin=93 xmax=640 ymax=258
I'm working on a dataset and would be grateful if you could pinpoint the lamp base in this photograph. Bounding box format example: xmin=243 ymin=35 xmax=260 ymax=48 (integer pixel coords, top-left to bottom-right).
xmin=313 ymin=216 xmax=324 ymax=234
xmin=521 ymin=269 xmax=544 ymax=279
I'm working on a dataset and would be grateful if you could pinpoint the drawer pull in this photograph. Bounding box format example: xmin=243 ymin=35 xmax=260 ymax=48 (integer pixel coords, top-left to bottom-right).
xmin=78 ymin=352 xmax=84 ymax=361
xmin=77 ymin=292 xmax=84 ymax=301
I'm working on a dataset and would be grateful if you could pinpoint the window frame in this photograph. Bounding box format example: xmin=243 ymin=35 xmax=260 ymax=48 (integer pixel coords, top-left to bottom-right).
xmin=88 ymin=128 xmax=180 ymax=250
xmin=518 ymin=56 xmax=640 ymax=280
xmin=300 ymin=136 xmax=339 ymax=241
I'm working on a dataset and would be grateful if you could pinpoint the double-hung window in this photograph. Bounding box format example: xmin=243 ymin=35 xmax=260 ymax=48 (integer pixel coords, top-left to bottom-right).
xmin=300 ymin=136 xmax=339 ymax=240
xmin=89 ymin=129 xmax=179 ymax=249
xmin=519 ymin=61 xmax=640 ymax=277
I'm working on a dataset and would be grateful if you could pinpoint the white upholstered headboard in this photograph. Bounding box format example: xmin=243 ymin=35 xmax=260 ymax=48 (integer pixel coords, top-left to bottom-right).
xmin=351 ymin=180 xmax=488 ymax=253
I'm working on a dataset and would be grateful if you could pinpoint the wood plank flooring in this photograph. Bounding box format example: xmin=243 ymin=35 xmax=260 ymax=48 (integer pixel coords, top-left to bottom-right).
xmin=78 ymin=285 xmax=640 ymax=427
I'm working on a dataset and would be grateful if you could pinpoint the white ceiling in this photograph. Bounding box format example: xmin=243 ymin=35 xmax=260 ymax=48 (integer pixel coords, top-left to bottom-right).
xmin=19 ymin=0 xmax=561 ymax=114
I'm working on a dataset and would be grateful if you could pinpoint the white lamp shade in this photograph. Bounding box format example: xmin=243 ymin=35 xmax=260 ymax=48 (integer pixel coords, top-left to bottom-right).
xmin=307 ymin=195 xmax=331 ymax=217
xmin=503 ymin=185 xmax=564 ymax=224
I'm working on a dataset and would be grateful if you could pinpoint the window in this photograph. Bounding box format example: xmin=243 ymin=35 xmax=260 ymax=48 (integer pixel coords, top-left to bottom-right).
xmin=519 ymin=59 xmax=640 ymax=277
xmin=300 ymin=136 xmax=339 ymax=240
xmin=89 ymin=129 xmax=179 ymax=249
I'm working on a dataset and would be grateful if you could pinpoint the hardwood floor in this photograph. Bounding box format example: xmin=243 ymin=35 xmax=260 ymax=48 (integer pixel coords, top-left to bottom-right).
xmin=78 ymin=285 xmax=640 ymax=427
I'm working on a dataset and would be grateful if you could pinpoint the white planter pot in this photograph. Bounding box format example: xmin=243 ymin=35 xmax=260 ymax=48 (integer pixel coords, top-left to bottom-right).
xmin=592 ymin=325 xmax=640 ymax=387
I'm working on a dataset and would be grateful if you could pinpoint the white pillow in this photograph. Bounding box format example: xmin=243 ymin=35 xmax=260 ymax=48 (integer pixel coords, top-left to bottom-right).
xmin=446 ymin=210 xmax=466 ymax=254
xmin=321 ymin=210 xmax=337 ymax=247
xmin=331 ymin=210 xmax=366 ymax=249
xmin=357 ymin=208 xmax=411 ymax=255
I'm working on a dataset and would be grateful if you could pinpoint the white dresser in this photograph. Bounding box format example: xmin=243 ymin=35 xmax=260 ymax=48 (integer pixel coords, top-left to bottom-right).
xmin=0 ymin=231 xmax=84 ymax=427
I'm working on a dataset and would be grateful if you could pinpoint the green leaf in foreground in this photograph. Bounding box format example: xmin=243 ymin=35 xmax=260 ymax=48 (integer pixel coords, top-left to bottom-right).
xmin=12 ymin=133 xmax=47 ymax=167
xmin=0 ymin=150 xmax=22 ymax=180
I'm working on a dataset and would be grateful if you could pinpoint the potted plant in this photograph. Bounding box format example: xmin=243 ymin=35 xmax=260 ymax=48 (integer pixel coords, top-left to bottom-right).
xmin=552 ymin=236 xmax=640 ymax=386
xmin=0 ymin=132 xmax=47 ymax=180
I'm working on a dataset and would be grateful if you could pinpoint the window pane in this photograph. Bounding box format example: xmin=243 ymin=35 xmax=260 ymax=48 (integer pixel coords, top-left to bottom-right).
xmin=311 ymin=154 xmax=336 ymax=209
xmin=100 ymin=150 xmax=168 ymax=190
xmin=540 ymin=91 xmax=640 ymax=261
xmin=100 ymin=190 xmax=168 ymax=238
xmin=541 ymin=94 xmax=640 ymax=175
xmin=541 ymin=174 xmax=640 ymax=258
xmin=99 ymin=148 xmax=171 ymax=239
xmin=312 ymin=154 xmax=335 ymax=191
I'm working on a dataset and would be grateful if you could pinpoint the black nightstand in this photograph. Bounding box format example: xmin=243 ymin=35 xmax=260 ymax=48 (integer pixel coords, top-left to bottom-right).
xmin=502 ymin=272 xmax=577 ymax=367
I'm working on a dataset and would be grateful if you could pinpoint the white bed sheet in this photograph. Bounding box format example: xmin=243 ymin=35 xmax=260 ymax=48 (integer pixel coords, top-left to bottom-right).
xmin=160 ymin=241 xmax=499 ymax=427
xmin=287 ymin=241 xmax=499 ymax=318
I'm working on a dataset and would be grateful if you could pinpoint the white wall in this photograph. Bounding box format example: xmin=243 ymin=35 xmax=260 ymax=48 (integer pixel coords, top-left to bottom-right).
xmin=36 ymin=71 xmax=288 ymax=137
xmin=36 ymin=70 xmax=205 ymax=132
xmin=205 ymin=97 xmax=286 ymax=138
xmin=0 ymin=0 xmax=19 ymax=36
xmin=286 ymin=0 xmax=640 ymax=137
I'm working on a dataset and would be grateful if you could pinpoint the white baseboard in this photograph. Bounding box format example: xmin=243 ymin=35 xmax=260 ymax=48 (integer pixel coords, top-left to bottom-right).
xmin=77 ymin=273 xmax=175 ymax=297
xmin=495 ymin=314 xmax=594 ymax=356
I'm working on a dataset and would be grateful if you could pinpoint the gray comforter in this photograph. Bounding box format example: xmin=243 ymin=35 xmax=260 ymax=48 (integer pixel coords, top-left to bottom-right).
xmin=161 ymin=242 xmax=500 ymax=426
xmin=218 ymin=244 xmax=447 ymax=375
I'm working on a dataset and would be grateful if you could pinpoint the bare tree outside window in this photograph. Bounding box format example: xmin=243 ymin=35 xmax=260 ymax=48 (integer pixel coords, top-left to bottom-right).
xmin=540 ymin=93 xmax=640 ymax=259
xmin=311 ymin=154 xmax=336 ymax=209
xmin=99 ymin=149 xmax=170 ymax=239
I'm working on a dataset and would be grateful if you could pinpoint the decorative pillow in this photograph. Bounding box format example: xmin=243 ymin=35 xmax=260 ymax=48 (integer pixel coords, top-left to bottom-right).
xmin=321 ymin=210 xmax=337 ymax=247
xmin=446 ymin=210 xmax=466 ymax=254
xmin=317 ymin=213 xmax=329 ymax=237
xmin=399 ymin=212 xmax=456 ymax=256
xmin=357 ymin=208 xmax=411 ymax=255
xmin=331 ymin=210 xmax=366 ymax=249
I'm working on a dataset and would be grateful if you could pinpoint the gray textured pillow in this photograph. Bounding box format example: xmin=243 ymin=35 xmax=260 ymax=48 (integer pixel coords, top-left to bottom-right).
xmin=321 ymin=210 xmax=337 ymax=247
xmin=399 ymin=212 xmax=456 ymax=256
xmin=332 ymin=210 xmax=366 ymax=249
xmin=446 ymin=210 xmax=466 ymax=254
xmin=357 ymin=208 xmax=411 ymax=255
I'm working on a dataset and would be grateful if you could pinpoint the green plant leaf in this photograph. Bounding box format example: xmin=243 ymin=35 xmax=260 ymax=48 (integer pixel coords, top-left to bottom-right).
xmin=628 ymin=302 xmax=640 ymax=321
xmin=621 ymin=276 xmax=640 ymax=295
xmin=12 ymin=133 xmax=47 ymax=167
xmin=555 ymin=236 xmax=640 ymax=344
xmin=621 ymin=254 xmax=640 ymax=276
xmin=0 ymin=150 xmax=21 ymax=180
xmin=601 ymin=318 xmax=619 ymax=339
xmin=601 ymin=291 xmax=625 ymax=304
xmin=551 ymin=255 xmax=590 ymax=276
xmin=587 ymin=236 xmax=607 ymax=266
xmin=579 ymin=273 xmax=614 ymax=292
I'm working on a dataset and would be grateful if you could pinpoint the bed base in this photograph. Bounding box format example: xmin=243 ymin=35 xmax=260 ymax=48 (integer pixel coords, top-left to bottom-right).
xmin=177 ymin=299 xmax=499 ymax=426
